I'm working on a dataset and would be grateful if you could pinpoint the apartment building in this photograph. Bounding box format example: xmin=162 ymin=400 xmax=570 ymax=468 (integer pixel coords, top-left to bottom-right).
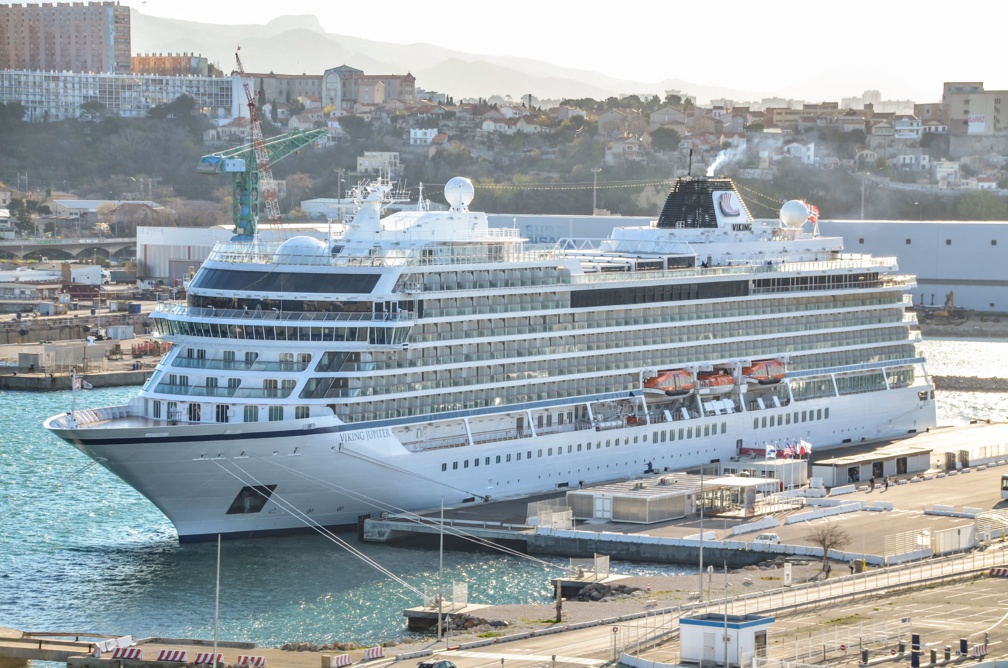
xmin=0 ymin=1 xmax=130 ymax=74
xmin=0 ymin=69 xmax=243 ymax=121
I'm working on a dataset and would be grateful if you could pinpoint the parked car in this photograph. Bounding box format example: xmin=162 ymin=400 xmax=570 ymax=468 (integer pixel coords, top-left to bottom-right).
xmin=752 ymin=532 xmax=781 ymax=545
xmin=418 ymin=660 xmax=457 ymax=668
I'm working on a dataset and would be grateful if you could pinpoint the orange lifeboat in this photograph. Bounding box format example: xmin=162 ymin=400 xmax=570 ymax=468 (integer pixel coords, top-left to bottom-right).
xmin=742 ymin=360 xmax=786 ymax=384
xmin=697 ymin=370 xmax=734 ymax=393
xmin=644 ymin=369 xmax=695 ymax=396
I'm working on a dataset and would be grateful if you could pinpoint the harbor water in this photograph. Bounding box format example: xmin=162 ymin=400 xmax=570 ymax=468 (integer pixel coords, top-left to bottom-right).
xmin=1 ymin=338 xmax=1006 ymax=647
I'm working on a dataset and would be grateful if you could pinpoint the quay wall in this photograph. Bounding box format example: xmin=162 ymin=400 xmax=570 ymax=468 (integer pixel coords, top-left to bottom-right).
xmin=527 ymin=530 xmax=809 ymax=568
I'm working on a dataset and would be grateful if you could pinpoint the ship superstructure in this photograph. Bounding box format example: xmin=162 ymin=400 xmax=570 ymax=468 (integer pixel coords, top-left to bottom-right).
xmin=46 ymin=176 xmax=936 ymax=541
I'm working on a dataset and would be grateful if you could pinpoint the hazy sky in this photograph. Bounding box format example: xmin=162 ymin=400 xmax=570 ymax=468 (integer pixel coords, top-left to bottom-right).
xmin=123 ymin=0 xmax=1002 ymax=101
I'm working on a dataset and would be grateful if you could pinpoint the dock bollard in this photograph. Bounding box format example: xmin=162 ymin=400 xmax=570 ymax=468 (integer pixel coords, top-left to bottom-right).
xmin=861 ymin=649 xmax=868 ymax=664
xmin=959 ymin=639 xmax=968 ymax=655
xmin=899 ymin=641 xmax=905 ymax=654
xmin=930 ymin=649 xmax=937 ymax=665
xmin=944 ymin=646 xmax=951 ymax=661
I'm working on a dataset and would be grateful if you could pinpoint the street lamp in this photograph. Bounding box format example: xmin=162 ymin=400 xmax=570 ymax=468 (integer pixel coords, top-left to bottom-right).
xmin=591 ymin=167 xmax=602 ymax=215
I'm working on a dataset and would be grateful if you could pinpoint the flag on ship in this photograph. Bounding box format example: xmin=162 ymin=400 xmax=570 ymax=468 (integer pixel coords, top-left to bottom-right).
xmin=806 ymin=203 xmax=820 ymax=223
xmin=765 ymin=442 xmax=777 ymax=458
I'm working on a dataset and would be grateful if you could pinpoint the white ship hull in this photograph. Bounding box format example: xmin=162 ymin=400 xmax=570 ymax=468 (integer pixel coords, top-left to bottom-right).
xmin=46 ymin=384 xmax=933 ymax=541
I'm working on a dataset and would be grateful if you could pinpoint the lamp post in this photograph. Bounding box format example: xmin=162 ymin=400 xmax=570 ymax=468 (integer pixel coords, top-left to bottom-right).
xmin=591 ymin=168 xmax=602 ymax=215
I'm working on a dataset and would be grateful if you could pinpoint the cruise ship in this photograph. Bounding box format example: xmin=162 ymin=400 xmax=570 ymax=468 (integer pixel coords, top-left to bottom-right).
xmin=45 ymin=176 xmax=937 ymax=542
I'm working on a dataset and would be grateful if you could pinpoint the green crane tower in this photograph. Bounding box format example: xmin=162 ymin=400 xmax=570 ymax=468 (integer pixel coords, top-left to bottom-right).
xmin=196 ymin=127 xmax=327 ymax=236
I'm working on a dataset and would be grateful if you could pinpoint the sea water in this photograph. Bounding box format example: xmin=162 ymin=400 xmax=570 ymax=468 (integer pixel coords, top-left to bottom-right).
xmin=1 ymin=338 xmax=1005 ymax=646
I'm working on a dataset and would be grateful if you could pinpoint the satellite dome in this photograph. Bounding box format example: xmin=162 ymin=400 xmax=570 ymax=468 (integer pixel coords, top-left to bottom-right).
xmin=444 ymin=177 xmax=475 ymax=210
xmin=779 ymin=200 xmax=810 ymax=228
xmin=272 ymin=235 xmax=328 ymax=265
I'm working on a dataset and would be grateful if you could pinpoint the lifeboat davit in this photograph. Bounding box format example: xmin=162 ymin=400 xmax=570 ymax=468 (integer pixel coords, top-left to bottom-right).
xmin=697 ymin=370 xmax=735 ymax=394
xmin=644 ymin=369 xmax=695 ymax=396
xmin=742 ymin=360 xmax=786 ymax=384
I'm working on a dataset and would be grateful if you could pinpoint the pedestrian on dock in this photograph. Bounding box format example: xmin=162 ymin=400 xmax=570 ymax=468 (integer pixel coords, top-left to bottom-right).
xmin=884 ymin=477 xmax=889 ymax=492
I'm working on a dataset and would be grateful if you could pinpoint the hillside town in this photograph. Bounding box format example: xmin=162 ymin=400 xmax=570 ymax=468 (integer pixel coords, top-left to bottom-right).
xmin=1 ymin=1 xmax=1007 ymax=245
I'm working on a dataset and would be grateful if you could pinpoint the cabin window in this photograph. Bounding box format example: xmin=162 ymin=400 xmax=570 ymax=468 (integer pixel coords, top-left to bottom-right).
xmin=754 ymin=418 xmax=759 ymax=430
xmin=452 ymin=462 xmax=458 ymax=470
xmin=517 ymin=452 xmax=522 ymax=461
xmin=295 ymin=406 xmax=309 ymax=419
xmin=817 ymin=409 xmax=822 ymax=420
xmin=802 ymin=410 xmax=808 ymax=422
xmin=153 ymin=401 xmax=162 ymax=419
xmin=825 ymin=407 xmax=830 ymax=419
xmin=268 ymin=406 xmax=283 ymax=421
xmin=527 ymin=450 xmax=532 ymax=459
xmin=244 ymin=406 xmax=258 ymax=422
xmin=464 ymin=460 xmax=469 ymax=469
xmin=537 ymin=449 xmax=542 ymax=458
xmin=496 ymin=455 xmax=501 ymax=464
xmin=188 ymin=403 xmax=201 ymax=422
xmin=474 ymin=458 xmax=479 ymax=467
xmin=506 ymin=454 xmax=512 ymax=462
xmin=442 ymin=463 xmax=447 ymax=471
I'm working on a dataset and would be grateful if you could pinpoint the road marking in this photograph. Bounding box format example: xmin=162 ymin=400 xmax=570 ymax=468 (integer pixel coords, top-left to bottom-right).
xmin=450 ymin=650 xmax=602 ymax=666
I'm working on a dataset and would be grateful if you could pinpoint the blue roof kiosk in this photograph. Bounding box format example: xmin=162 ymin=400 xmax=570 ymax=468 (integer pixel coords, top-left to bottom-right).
xmin=680 ymin=614 xmax=774 ymax=667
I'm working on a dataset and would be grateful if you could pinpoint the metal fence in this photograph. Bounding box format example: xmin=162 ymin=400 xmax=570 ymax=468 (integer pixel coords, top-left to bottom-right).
xmin=618 ymin=547 xmax=1008 ymax=660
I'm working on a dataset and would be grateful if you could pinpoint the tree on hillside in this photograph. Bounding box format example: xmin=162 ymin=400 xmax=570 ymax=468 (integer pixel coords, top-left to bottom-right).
xmin=0 ymin=101 xmax=25 ymax=127
xmin=284 ymin=173 xmax=314 ymax=210
xmin=80 ymin=100 xmax=107 ymax=121
xmin=338 ymin=115 xmax=372 ymax=141
xmin=148 ymin=94 xmax=197 ymax=120
xmin=805 ymin=523 xmax=851 ymax=571
xmin=650 ymin=127 xmax=682 ymax=152
xmin=957 ymin=191 xmax=1008 ymax=220
xmin=9 ymin=198 xmax=51 ymax=237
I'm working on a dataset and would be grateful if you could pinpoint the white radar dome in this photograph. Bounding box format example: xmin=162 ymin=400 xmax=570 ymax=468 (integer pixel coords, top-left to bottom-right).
xmin=272 ymin=235 xmax=328 ymax=265
xmin=779 ymin=200 xmax=810 ymax=228
xmin=444 ymin=176 xmax=475 ymax=210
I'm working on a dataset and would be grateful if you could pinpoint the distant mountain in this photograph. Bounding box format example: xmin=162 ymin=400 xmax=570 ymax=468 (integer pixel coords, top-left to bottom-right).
xmin=130 ymin=10 xmax=760 ymax=104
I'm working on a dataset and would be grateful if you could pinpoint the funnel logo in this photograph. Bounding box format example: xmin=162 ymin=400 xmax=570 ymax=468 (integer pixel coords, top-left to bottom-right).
xmin=718 ymin=192 xmax=740 ymax=217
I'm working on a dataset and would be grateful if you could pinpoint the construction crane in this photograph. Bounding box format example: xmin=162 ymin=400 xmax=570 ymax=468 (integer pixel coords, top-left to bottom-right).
xmin=197 ymin=47 xmax=325 ymax=236
xmin=197 ymin=127 xmax=326 ymax=235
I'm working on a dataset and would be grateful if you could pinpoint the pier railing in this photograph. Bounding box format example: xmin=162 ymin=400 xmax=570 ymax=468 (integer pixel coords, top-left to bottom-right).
xmin=615 ymin=547 xmax=1008 ymax=661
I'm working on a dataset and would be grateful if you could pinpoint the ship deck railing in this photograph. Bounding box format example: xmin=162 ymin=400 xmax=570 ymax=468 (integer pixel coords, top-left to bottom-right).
xmin=203 ymin=238 xmax=899 ymax=275
xmin=152 ymin=303 xmax=416 ymax=323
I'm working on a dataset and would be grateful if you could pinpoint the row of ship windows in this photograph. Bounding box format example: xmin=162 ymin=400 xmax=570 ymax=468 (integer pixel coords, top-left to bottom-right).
xmin=414 ymin=293 xmax=896 ymax=340
xmin=151 ymin=400 xmax=311 ymax=423
xmin=161 ymin=291 xmax=896 ymax=352
xmin=153 ymin=317 xmax=410 ymax=345
xmin=439 ymin=422 xmax=730 ymax=471
xmin=163 ymin=305 xmax=910 ymax=397
xmin=754 ymin=407 xmax=830 ymax=429
xmin=307 ymin=331 xmax=912 ymax=402
xmin=332 ymin=348 xmax=915 ymax=424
